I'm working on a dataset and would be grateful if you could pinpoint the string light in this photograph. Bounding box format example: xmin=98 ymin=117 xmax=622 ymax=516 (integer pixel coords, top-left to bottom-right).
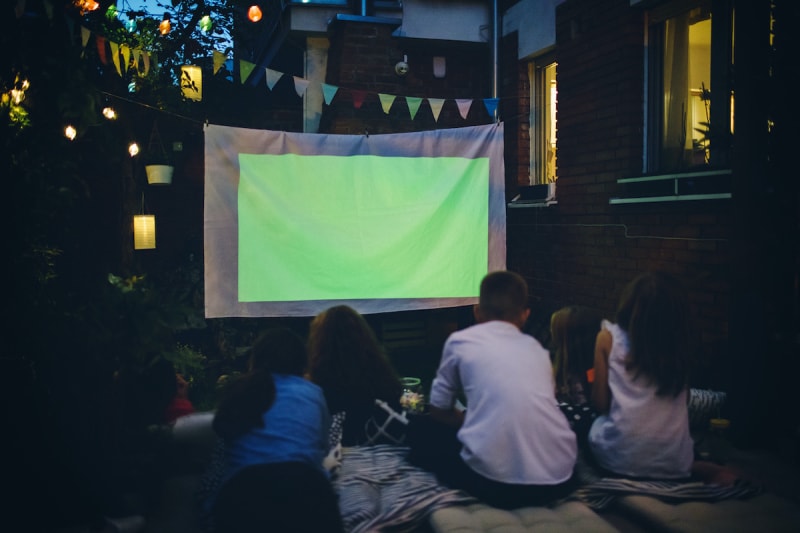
xmin=248 ymin=5 xmax=263 ymax=22
xmin=199 ymin=14 xmax=213 ymax=33
xmin=125 ymin=17 xmax=137 ymax=32
xmin=74 ymin=0 xmax=99 ymax=15
xmin=102 ymin=106 xmax=117 ymax=120
xmin=129 ymin=142 xmax=140 ymax=157
xmin=105 ymin=4 xmax=118 ymax=20
xmin=159 ymin=13 xmax=171 ymax=35
xmin=65 ymin=125 xmax=77 ymax=140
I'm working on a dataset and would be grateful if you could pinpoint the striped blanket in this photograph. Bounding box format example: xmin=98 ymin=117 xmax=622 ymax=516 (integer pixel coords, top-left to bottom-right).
xmin=334 ymin=445 xmax=475 ymax=532
xmin=333 ymin=445 xmax=763 ymax=532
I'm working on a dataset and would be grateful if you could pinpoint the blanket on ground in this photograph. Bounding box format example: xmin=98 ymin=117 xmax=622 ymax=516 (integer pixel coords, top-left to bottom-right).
xmin=334 ymin=446 xmax=764 ymax=532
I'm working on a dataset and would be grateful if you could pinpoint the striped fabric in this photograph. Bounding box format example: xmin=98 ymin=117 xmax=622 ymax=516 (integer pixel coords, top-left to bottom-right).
xmin=334 ymin=445 xmax=476 ymax=532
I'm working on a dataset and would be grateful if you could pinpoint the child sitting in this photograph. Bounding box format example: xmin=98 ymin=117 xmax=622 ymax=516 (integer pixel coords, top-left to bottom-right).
xmin=588 ymin=271 xmax=694 ymax=479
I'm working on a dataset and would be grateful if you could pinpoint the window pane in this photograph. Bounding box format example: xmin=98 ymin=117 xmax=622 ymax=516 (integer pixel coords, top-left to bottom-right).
xmin=530 ymin=61 xmax=557 ymax=185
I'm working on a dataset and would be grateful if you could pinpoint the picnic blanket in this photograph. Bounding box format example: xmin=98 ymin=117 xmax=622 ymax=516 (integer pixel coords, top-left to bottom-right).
xmin=333 ymin=445 xmax=764 ymax=532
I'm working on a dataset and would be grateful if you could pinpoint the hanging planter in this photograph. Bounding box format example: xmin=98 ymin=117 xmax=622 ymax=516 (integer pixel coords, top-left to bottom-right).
xmin=145 ymin=121 xmax=174 ymax=185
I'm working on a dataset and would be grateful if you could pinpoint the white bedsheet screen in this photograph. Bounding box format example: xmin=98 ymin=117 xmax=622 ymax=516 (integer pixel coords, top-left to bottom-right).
xmin=204 ymin=123 xmax=505 ymax=317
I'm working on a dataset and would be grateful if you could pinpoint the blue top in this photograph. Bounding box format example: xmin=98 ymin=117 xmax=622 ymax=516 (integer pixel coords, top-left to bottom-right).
xmin=222 ymin=374 xmax=331 ymax=485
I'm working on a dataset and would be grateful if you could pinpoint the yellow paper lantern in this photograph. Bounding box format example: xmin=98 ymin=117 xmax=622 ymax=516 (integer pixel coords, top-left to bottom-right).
xmin=181 ymin=65 xmax=202 ymax=101
xmin=133 ymin=215 xmax=156 ymax=249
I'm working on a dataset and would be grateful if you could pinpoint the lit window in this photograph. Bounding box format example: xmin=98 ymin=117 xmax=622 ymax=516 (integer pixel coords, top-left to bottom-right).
xmin=529 ymin=59 xmax=557 ymax=185
xmin=646 ymin=0 xmax=733 ymax=174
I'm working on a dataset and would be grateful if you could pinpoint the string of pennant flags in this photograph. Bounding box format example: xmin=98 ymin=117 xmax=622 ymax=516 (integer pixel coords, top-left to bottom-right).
xmin=80 ymin=26 xmax=501 ymax=123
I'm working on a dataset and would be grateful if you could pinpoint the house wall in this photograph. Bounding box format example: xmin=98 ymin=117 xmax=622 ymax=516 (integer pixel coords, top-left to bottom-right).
xmin=319 ymin=19 xmax=494 ymax=134
xmin=503 ymin=0 xmax=734 ymax=389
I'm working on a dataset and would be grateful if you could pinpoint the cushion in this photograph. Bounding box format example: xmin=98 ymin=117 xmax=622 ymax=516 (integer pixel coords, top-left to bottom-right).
xmin=429 ymin=501 xmax=620 ymax=533
xmin=615 ymin=493 xmax=800 ymax=533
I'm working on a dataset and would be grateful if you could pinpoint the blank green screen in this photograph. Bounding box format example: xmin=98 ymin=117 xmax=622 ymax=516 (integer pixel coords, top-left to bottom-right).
xmin=238 ymin=154 xmax=488 ymax=302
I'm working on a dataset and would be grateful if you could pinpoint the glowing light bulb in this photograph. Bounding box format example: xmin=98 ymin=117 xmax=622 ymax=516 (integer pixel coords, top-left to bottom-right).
xmin=106 ymin=5 xmax=118 ymax=20
xmin=160 ymin=14 xmax=171 ymax=35
xmin=199 ymin=15 xmax=212 ymax=33
xmin=102 ymin=107 xmax=117 ymax=120
xmin=125 ymin=18 xmax=137 ymax=32
xmin=65 ymin=125 xmax=77 ymax=140
xmin=248 ymin=6 xmax=262 ymax=22
xmin=129 ymin=142 xmax=140 ymax=157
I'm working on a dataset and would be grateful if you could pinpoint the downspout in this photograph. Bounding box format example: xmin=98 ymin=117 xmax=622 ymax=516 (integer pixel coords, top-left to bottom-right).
xmin=492 ymin=0 xmax=499 ymax=120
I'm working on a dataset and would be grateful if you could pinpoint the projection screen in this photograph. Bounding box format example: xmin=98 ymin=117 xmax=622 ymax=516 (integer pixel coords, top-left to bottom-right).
xmin=204 ymin=122 xmax=506 ymax=318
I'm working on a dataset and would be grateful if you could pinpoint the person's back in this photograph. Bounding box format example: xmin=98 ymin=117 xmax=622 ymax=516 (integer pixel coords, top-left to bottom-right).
xmin=440 ymin=319 xmax=577 ymax=484
xmin=421 ymin=270 xmax=577 ymax=509
xmin=589 ymin=272 xmax=694 ymax=479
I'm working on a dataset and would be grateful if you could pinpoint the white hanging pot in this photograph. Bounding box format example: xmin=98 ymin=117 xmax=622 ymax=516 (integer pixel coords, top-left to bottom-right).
xmin=145 ymin=164 xmax=174 ymax=185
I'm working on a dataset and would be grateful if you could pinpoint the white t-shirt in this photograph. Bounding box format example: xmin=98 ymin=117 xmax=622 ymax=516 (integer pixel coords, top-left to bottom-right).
xmin=429 ymin=320 xmax=577 ymax=485
xmin=588 ymin=320 xmax=694 ymax=479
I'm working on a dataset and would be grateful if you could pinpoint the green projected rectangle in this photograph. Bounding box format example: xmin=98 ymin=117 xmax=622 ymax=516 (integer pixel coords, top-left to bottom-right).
xmin=238 ymin=154 xmax=488 ymax=302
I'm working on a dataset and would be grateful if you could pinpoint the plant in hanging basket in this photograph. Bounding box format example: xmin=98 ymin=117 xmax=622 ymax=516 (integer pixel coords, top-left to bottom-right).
xmin=144 ymin=121 xmax=174 ymax=185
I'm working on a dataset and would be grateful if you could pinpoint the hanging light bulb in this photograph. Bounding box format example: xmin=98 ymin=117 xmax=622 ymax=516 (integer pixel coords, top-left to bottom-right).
xmin=159 ymin=13 xmax=171 ymax=35
xmin=199 ymin=14 xmax=213 ymax=33
xmin=248 ymin=5 xmax=263 ymax=22
xmin=102 ymin=106 xmax=117 ymax=120
xmin=125 ymin=17 xmax=137 ymax=32
xmin=129 ymin=142 xmax=140 ymax=157
xmin=106 ymin=4 xmax=119 ymax=20
xmin=64 ymin=125 xmax=77 ymax=140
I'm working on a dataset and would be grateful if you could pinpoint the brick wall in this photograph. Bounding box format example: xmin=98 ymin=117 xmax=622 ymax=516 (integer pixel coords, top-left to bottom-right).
xmin=320 ymin=19 xmax=494 ymax=134
xmin=505 ymin=0 xmax=734 ymax=389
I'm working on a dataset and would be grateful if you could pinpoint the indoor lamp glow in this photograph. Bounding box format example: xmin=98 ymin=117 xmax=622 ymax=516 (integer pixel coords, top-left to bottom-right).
xmin=133 ymin=215 xmax=156 ymax=249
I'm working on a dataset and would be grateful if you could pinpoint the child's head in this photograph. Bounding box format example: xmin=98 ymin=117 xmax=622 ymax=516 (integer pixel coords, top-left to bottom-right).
xmin=550 ymin=305 xmax=601 ymax=386
xmin=248 ymin=327 xmax=308 ymax=376
xmin=616 ymin=271 xmax=690 ymax=396
xmin=476 ymin=270 xmax=530 ymax=328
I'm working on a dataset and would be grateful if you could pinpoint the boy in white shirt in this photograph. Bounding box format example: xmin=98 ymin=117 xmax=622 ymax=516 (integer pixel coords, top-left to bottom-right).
xmin=410 ymin=270 xmax=577 ymax=509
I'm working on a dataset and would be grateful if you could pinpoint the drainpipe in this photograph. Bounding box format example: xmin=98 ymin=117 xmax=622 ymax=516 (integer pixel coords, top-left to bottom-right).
xmin=492 ymin=0 xmax=499 ymax=120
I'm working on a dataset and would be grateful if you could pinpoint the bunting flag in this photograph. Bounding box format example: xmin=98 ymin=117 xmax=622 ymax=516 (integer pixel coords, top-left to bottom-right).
xmin=213 ymin=51 xmax=227 ymax=75
xmin=456 ymin=99 xmax=473 ymax=120
xmin=351 ymin=89 xmax=367 ymax=109
xmin=378 ymin=93 xmax=396 ymax=114
xmin=240 ymin=60 xmax=255 ymax=84
xmin=429 ymin=98 xmax=445 ymax=122
xmin=293 ymin=76 xmax=310 ymax=98
xmin=406 ymin=96 xmax=423 ymax=120
xmin=265 ymin=68 xmax=283 ymax=90
xmin=96 ymin=35 xmax=108 ymax=65
xmin=80 ymin=26 xmax=91 ymax=55
xmin=79 ymin=26 xmax=503 ymax=123
xmin=483 ymin=98 xmax=499 ymax=119
xmin=120 ymin=44 xmax=131 ymax=75
xmin=321 ymin=83 xmax=339 ymax=105
xmin=109 ymin=41 xmax=122 ymax=76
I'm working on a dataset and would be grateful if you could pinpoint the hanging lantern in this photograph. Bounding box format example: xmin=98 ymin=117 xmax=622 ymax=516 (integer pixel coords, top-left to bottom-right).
xmin=180 ymin=65 xmax=203 ymax=101
xmin=133 ymin=215 xmax=156 ymax=249
xmin=159 ymin=13 xmax=171 ymax=35
xmin=199 ymin=14 xmax=213 ymax=33
xmin=248 ymin=5 xmax=263 ymax=22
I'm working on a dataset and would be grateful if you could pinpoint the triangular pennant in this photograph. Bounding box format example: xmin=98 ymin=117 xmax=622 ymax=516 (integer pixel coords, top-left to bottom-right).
xmin=109 ymin=41 xmax=122 ymax=76
xmin=239 ymin=60 xmax=255 ymax=84
xmin=406 ymin=96 xmax=423 ymax=120
xmin=321 ymin=83 xmax=339 ymax=105
xmin=213 ymin=51 xmax=226 ymax=75
xmin=456 ymin=99 xmax=473 ymax=120
xmin=293 ymin=76 xmax=310 ymax=97
xmin=428 ymin=98 xmax=445 ymax=122
xmin=265 ymin=68 xmax=283 ymax=90
xmin=120 ymin=44 xmax=131 ymax=74
xmin=483 ymin=98 xmax=499 ymax=118
xmin=96 ymin=35 xmax=108 ymax=65
xmin=378 ymin=93 xmax=396 ymax=114
xmin=137 ymin=49 xmax=150 ymax=76
xmin=351 ymin=89 xmax=367 ymax=109
xmin=80 ymin=26 xmax=91 ymax=50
